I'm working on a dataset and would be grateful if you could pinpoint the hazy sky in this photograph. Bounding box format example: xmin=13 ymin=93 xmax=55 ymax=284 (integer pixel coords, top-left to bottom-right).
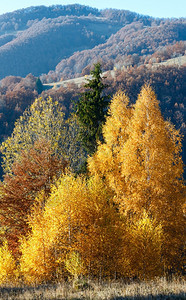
xmin=0 ymin=0 xmax=185 ymax=18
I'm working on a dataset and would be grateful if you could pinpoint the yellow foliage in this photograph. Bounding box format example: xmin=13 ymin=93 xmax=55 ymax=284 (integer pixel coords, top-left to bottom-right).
xmin=20 ymin=195 xmax=63 ymax=284
xmin=119 ymin=85 xmax=185 ymax=270
xmin=122 ymin=211 xmax=164 ymax=279
xmin=48 ymin=174 xmax=122 ymax=278
xmin=1 ymin=97 xmax=65 ymax=174
xmin=0 ymin=242 xmax=18 ymax=285
xmin=120 ymin=85 xmax=184 ymax=214
xmin=65 ymin=251 xmax=85 ymax=279
xmin=89 ymin=85 xmax=185 ymax=273
xmin=88 ymin=90 xmax=132 ymax=198
xmin=20 ymin=174 xmax=122 ymax=283
xmin=2 ymin=84 xmax=184 ymax=282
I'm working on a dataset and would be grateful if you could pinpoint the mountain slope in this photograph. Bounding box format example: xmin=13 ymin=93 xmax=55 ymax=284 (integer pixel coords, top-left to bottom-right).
xmin=0 ymin=5 xmax=153 ymax=79
xmin=53 ymin=19 xmax=186 ymax=80
xmin=0 ymin=16 xmax=122 ymax=78
xmin=0 ymin=4 xmax=100 ymax=32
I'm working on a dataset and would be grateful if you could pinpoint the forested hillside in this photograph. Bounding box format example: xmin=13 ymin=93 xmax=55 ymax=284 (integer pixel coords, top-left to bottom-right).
xmin=0 ymin=4 xmax=150 ymax=79
xmin=0 ymin=4 xmax=185 ymax=80
xmin=0 ymin=15 xmax=119 ymax=78
xmin=52 ymin=20 xmax=186 ymax=81
xmin=0 ymin=64 xmax=185 ymax=178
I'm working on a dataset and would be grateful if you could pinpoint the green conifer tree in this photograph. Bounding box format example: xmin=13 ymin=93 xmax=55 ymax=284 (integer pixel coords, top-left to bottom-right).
xmin=75 ymin=63 xmax=110 ymax=155
xmin=35 ymin=78 xmax=43 ymax=94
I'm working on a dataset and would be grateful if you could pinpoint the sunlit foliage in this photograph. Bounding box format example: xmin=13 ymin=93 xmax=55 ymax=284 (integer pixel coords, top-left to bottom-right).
xmin=89 ymin=85 xmax=185 ymax=273
xmin=1 ymin=96 xmax=65 ymax=174
xmin=88 ymin=90 xmax=132 ymax=197
xmin=0 ymin=138 xmax=67 ymax=256
xmin=122 ymin=211 xmax=164 ymax=280
xmin=65 ymin=251 xmax=85 ymax=279
xmin=20 ymin=174 xmax=122 ymax=283
xmin=0 ymin=242 xmax=18 ymax=284
xmin=0 ymin=84 xmax=184 ymax=284
xmin=120 ymin=85 xmax=185 ymax=271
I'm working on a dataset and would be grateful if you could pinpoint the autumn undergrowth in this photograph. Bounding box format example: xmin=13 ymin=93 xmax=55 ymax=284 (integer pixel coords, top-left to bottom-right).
xmin=0 ymin=277 xmax=185 ymax=300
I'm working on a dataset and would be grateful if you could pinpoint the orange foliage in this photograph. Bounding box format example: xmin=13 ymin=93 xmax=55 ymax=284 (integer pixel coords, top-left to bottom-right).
xmin=20 ymin=174 xmax=123 ymax=283
xmin=0 ymin=138 xmax=67 ymax=256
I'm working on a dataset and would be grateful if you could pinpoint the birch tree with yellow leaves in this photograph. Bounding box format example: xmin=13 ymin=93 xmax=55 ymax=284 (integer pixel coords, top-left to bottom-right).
xmin=119 ymin=85 xmax=185 ymax=271
xmin=20 ymin=174 xmax=122 ymax=284
xmin=89 ymin=85 xmax=185 ymax=273
xmin=88 ymin=90 xmax=132 ymax=198
xmin=0 ymin=96 xmax=66 ymax=174
xmin=122 ymin=211 xmax=164 ymax=280
xmin=0 ymin=241 xmax=18 ymax=285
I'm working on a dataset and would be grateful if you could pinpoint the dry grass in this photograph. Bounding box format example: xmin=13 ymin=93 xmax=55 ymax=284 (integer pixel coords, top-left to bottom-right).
xmin=0 ymin=277 xmax=185 ymax=299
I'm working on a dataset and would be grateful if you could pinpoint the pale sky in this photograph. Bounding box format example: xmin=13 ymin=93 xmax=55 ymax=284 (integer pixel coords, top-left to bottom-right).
xmin=0 ymin=0 xmax=185 ymax=18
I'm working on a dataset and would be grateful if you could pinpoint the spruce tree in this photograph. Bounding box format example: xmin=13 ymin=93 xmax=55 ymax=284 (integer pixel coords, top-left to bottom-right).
xmin=75 ymin=63 xmax=110 ymax=155
xmin=35 ymin=78 xmax=43 ymax=94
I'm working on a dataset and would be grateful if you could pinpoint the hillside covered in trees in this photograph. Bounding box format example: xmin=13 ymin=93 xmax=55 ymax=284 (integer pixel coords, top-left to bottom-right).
xmin=0 ymin=4 xmax=149 ymax=79
xmin=52 ymin=20 xmax=186 ymax=81
xmin=0 ymin=3 xmax=185 ymax=293
xmin=0 ymin=5 xmax=185 ymax=155
xmin=0 ymin=4 xmax=185 ymax=79
xmin=0 ymin=64 xmax=185 ymax=178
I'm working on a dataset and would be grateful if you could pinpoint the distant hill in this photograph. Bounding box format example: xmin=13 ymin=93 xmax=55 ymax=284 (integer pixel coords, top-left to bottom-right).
xmin=0 ymin=4 xmax=184 ymax=81
xmin=0 ymin=4 xmax=156 ymax=79
xmin=0 ymin=4 xmax=100 ymax=32
xmin=51 ymin=19 xmax=186 ymax=81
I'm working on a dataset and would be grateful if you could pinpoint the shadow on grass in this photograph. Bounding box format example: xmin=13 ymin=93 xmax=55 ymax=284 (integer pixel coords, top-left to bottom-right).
xmin=0 ymin=285 xmax=56 ymax=299
xmin=0 ymin=286 xmax=185 ymax=300
xmin=110 ymin=295 xmax=185 ymax=300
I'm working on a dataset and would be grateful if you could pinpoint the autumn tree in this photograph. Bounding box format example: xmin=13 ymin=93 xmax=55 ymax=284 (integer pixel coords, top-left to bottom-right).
xmin=89 ymin=85 xmax=185 ymax=273
xmin=75 ymin=62 xmax=110 ymax=155
xmin=88 ymin=90 xmax=132 ymax=198
xmin=20 ymin=174 xmax=122 ymax=283
xmin=122 ymin=211 xmax=163 ymax=280
xmin=0 ymin=96 xmax=66 ymax=174
xmin=20 ymin=196 xmax=60 ymax=284
xmin=0 ymin=138 xmax=67 ymax=256
xmin=0 ymin=241 xmax=18 ymax=285
xmin=119 ymin=85 xmax=185 ymax=271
